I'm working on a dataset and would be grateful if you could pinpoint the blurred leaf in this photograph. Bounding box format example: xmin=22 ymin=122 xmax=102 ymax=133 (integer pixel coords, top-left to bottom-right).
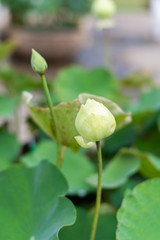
xmin=0 ymin=128 xmax=21 ymax=171
xmin=1 ymin=0 xmax=33 ymax=24
xmin=27 ymin=99 xmax=81 ymax=150
xmin=114 ymin=0 xmax=147 ymax=10
xmin=118 ymin=148 xmax=160 ymax=179
xmin=117 ymin=179 xmax=160 ymax=240
xmin=0 ymin=161 xmax=76 ymax=240
xmin=0 ymin=67 xmax=42 ymax=94
xmin=0 ymin=95 xmax=20 ymax=118
xmin=127 ymin=88 xmax=160 ymax=120
xmin=135 ymin=125 xmax=160 ymax=155
xmin=62 ymin=148 xmax=95 ymax=196
xmin=63 ymin=0 xmax=91 ymax=13
xmin=103 ymin=123 xmax=136 ymax=156
xmin=121 ymin=71 xmax=153 ymax=89
xmin=21 ymin=140 xmax=95 ymax=195
xmin=79 ymin=93 xmax=132 ymax=131
xmin=53 ymin=66 xmax=119 ymax=102
xmin=21 ymin=140 xmax=56 ymax=167
xmin=35 ymin=0 xmax=62 ymax=14
xmin=0 ymin=40 xmax=16 ymax=60
xmin=138 ymin=152 xmax=160 ymax=178
xmin=157 ymin=115 xmax=160 ymax=131
xmin=87 ymin=149 xmax=140 ymax=189
xmin=59 ymin=208 xmax=117 ymax=240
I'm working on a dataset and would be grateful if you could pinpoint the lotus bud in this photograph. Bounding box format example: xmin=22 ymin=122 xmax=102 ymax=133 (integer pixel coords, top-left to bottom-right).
xmin=92 ymin=0 xmax=116 ymax=19
xmin=31 ymin=49 xmax=48 ymax=75
xmin=75 ymin=98 xmax=116 ymax=148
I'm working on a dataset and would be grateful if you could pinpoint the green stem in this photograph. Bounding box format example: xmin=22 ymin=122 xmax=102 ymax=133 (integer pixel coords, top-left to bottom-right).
xmin=41 ymin=74 xmax=61 ymax=168
xmin=90 ymin=141 xmax=103 ymax=240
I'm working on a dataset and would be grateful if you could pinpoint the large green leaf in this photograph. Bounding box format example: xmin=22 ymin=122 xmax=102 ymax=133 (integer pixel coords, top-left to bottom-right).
xmin=79 ymin=93 xmax=132 ymax=131
xmin=59 ymin=208 xmax=117 ymax=240
xmin=21 ymin=140 xmax=95 ymax=195
xmin=0 ymin=95 xmax=19 ymax=118
xmin=0 ymin=128 xmax=21 ymax=171
xmin=87 ymin=149 xmax=140 ymax=189
xmin=53 ymin=66 xmax=119 ymax=102
xmin=0 ymin=161 xmax=76 ymax=240
xmin=117 ymin=178 xmax=160 ymax=240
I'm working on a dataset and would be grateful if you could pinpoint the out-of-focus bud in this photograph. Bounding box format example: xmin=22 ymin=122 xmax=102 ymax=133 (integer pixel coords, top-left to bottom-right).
xmin=75 ymin=98 xmax=116 ymax=148
xmin=31 ymin=49 xmax=48 ymax=75
xmin=92 ymin=0 xmax=116 ymax=19
xmin=22 ymin=91 xmax=33 ymax=104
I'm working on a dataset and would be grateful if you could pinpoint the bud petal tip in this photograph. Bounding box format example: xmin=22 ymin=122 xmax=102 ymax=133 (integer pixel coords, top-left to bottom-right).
xmin=75 ymin=136 xmax=95 ymax=149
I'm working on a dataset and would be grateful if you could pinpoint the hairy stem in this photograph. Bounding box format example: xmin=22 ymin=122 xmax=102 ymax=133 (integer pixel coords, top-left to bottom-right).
xmin=90 ymin=141 xmax=103 ymax=240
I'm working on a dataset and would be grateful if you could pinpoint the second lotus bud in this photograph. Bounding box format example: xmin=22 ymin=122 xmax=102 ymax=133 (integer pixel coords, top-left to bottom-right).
xmin=92 ymin=0 xmax=117 ymax=19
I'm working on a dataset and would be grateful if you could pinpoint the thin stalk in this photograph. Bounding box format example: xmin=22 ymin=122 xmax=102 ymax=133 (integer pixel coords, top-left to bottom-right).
xmin=41 ymin=74 xmax=61 ymax=168
xmin=103 ymin=29 xmax=111 ymax=69
xmin=90 ymin=141 xmax=103 ymax=240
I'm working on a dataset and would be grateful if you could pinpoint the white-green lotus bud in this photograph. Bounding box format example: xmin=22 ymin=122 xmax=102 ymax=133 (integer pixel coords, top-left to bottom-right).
xmin=31 ymin=49 xmax=48 ymax=75
xmin=75 ymin=98 xmax=116 ymax=148
xmin=92 ymin=0 xmax=116 ymax=19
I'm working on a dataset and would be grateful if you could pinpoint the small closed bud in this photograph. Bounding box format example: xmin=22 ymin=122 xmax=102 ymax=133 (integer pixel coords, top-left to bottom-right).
xmin=31 ymin=49 xmax=48 ymax=75
xmin=75 ymin=98 xmax=116 ymax=148
xmin=92 ymin=0 xmax=116 ymax=19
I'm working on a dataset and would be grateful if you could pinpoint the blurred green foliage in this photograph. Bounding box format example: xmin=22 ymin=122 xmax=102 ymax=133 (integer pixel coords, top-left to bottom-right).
xmin=0 ymin=128 xmax=21 ymax=171
xmin=53 ymin=66 xmax=128 ymax=105
xmin=0 ymin=67 xmax=42 ymax=95
xmin=114 ymin=0 xmax=148 ymax=10
xmin=0 ymin=40 xmax=16 ymax=60
xmin=1 ymin=0 xmax=92 ymax=27
xmin=0 ymin=95 xmax=19 ymax=118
